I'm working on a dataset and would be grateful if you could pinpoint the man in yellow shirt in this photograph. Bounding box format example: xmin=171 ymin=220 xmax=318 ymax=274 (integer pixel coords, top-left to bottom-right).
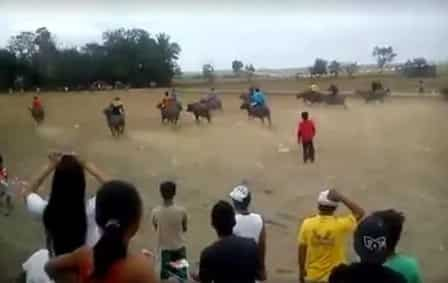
xmin=298 ymin=189 xmax=365 ymax=283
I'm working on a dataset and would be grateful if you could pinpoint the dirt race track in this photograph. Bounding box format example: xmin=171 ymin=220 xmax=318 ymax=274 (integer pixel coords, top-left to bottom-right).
xmin=0 ymin=90 xmax=447 ymax=283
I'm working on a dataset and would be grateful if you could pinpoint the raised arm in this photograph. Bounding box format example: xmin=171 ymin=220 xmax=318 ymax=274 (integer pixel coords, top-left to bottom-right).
xmin=82 ymin=161 xmax=109 ymax=184
xmin=328 ymin=189 xmax=365 ymax=221
xmin=23 ymin=153 xmax=60 ymax=199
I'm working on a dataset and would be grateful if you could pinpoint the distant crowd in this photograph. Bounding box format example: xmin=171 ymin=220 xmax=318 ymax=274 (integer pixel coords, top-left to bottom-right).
xmin=0 ymin=151 xmax=423 ymax=283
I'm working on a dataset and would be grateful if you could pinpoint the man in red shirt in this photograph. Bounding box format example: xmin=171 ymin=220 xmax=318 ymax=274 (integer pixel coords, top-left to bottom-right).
xmin=32 ymin=96 xmax=42 ymax=110
xmin=297 ymin=111 xmax=316 ymax=163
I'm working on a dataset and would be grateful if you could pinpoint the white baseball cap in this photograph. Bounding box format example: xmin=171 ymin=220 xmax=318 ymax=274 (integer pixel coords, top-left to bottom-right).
xmin=318 ymin=190 xmax=339 ymax=207
xmin=229 ymin=185 xmax=250 ymax=202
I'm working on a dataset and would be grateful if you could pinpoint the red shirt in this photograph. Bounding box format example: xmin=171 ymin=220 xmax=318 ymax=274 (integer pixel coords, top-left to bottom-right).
xmin=32 ymin=99 xmax=42 ymax=109
xmin=0 ymin=167 xmax=7 ymax=182
xmin=297 ymin=119 xmax=316 ymax=143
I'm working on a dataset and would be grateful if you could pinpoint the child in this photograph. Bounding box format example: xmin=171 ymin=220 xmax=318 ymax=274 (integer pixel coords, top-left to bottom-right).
xmin=0 ymin=154 xmax=13 ymax=216
xmin=297 ymin=112 xmax=316 ymax=163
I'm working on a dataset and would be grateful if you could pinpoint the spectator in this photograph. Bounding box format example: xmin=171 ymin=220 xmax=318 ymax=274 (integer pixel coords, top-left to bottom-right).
xmin=373 ymin=210 xmax=423 ymax=283
xmin=21 ymin=153 xmax=108 ymax=282
xmin=152 ymin=181 xmax=188 ymax=282
xmin=230 ymin=184 xmax=267 ymax=281
xmin=329 ymin=214 xmax=406 ymax=283
xmin=297 ymin=111 xmax=316 ymax=163
xmin=0 ymin=154 xmax=13 ymax=216
xmin=192 ymin=200 xmax=260 ymax=283
xmin=45 ymin=180 xmax=158 ymax=283
xmin=298 ymin=189 xmax=365 ymax=283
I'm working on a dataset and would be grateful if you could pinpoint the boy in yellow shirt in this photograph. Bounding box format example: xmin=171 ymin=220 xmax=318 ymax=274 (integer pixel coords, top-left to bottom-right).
xmin=298 ymin=189 xmax=365 ymax=283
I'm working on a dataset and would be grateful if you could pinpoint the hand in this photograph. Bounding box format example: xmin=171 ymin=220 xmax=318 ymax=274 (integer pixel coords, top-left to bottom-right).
xmin=327 ymin=189 xmax=343 ymax=202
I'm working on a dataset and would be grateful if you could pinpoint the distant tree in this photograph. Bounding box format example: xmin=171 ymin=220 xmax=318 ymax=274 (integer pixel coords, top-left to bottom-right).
xmin=173 ymin=64 xmax=182 ymax=77
xmin=344 ymin=62 xmax=359 ymax=78
xmin=0 ymin=49 xmax=17 ymax=90
xmin=7 ymin=31 xmax=36 ymax=61
xmin=202 ymin=63 xmax=215 ymax=83
xmin=401 ymin=57 xmax=436 ymax=78
xmin=328 ymin=60 xmax=341 ymax=77
xmin=244 ymin=64 xmax=255 ymax=81
xmin=372 ymin=45 xmax=397 ymax=71
xmin=232 ymin=60 xmax=244 ymax=75
xmin=310 ymin=58 xmax=327 ymax=76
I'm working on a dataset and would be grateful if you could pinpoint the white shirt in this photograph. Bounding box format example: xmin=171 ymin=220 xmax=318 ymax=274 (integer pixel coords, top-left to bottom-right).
xmin=26 ymin=193 xmax=100 ymax=247
xmin=22 ymin=249 xmax=52 ymax=283
xmin=233 ymin=212 xmax=263 ymax=243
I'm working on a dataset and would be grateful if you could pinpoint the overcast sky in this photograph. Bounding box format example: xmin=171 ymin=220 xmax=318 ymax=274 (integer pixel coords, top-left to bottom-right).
xmin=1 ymin=0 xmax=447 ymax=71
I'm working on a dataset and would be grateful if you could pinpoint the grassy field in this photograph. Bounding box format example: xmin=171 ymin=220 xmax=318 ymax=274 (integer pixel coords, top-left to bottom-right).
xmin=0 ymin=80 xmax=448 ymax=282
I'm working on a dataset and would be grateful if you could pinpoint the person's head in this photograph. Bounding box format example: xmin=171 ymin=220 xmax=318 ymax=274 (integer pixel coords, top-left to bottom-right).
xmin=114 ymin=97 xmax=120 ymax=101
xmin=165 ymin=91 xmax=169 ymax=97
xmin=160 ymin=181 xmax=176 ymax=202
xmin=372 ymin=209 xmax=405 ymax=256
xmin=92 ymin=180 xmax=143 ymax=278
xmin=255 ymin=88 xmax=260 ymax=92
xmin=301 ymin=111 xmax=309 ymax=121
xmin=0 ymin=154 xmax=3 ymax=167
xmin=34 ymin=96 xmax=38 ymax=100
xmin=211 ymin=200 xmax=236 ymax=237
xmin=354 ymin=214 xmax=390 ymax=264
xmin=317 ymin=190 xmax=338 ymax=215
xmin=229 ymin=185 xmax=251 ymax=212
xmin=43 ymin=155 xmax=87 ymax=256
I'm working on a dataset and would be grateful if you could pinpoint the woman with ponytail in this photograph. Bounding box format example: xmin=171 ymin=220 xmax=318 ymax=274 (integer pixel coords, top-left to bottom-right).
xmin=45 ymin=180 xmax=158 ymax=283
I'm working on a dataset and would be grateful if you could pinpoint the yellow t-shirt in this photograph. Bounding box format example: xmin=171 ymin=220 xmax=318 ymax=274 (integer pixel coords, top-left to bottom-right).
xmin=298 ymin=214 xmax=357 ymax=282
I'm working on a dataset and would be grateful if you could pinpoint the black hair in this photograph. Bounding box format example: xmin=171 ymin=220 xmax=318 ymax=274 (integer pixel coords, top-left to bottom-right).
xmin=43 ymin=155 xmax=87 ymax=256
xmin=0 ymin=154 xmax=3 ymax=164
xmin=211 ymin=200 xmax=236 ymax=237
xmin=301 ymin=111 xmax=309 ymax=120
xmin=165 ymin=91 xmax=169 ymax=96
xmin=318 ymin=204 xmax=336 ymax=214
xmin=372 ymin=209 xmax=405 ymax=254
xmin=232 ymin=192 xmax=251 ymax=211
xmin=160 ymin=181 xmax=176 ymax=200
xmin=92 ymin=180 xmax=142 ymax=278
xmin=255 ymin=88 xmax=260 ymax=92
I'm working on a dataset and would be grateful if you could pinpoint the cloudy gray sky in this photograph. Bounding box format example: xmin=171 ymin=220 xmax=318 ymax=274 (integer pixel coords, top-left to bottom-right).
xmin=1 ymin=0 xmax=447 ymax=71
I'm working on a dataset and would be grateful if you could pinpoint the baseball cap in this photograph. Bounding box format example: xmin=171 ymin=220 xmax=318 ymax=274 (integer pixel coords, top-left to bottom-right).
xmin=317 ymin=190 xmax=339 ymax=207
xmin=229 ymin=185 xmax=250 ymax=202
xmin=354 ymin=215 xmax=389 ymax=264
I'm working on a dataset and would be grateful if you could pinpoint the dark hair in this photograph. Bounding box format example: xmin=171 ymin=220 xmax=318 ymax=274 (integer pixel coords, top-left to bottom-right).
xmin=165 ymin=91 xmax=169 ymax=96
xmin=255 ymin=88 xmax=260 ymax=92
xmin=212 ymin=200 xmax=236 ymax=237
xmin=43 ymin=155 xmax=87 ymax=256
xmin=114 ymin=97 xmax=120 ymax=100
xmin=232 ymin=192 xmax=251 ymax=211
xmin=301 ymin=111 xmax=309 ymax=120
xmin=92 ymin=180 xmax=142 ymax=278
xmin=160 ymin=181 xmax=176 ymax=200
xmin=372 ymin=209 xmax=405 ymax=254
xmin=0 ymin=154 xmax=3 ymax=164
xmin=318 ymin=204 xmax=336 ymax=214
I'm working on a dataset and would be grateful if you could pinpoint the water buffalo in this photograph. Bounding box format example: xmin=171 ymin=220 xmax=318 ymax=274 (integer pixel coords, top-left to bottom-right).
xmin=187 ymin=102 xmax=211 ymax=123
xmin=240 ymin=101 xmax=271 ymax=126
xmin=103 ymin=107 xmax=125 ymax=136
xmin=157 ymin=101 xmax=182 ymax=125
xmin=356 ymin=89 xmax=390 ymax=103
xmin=200 ymin=95 xmax=223 ymax=111
xmin=28 ymin=107 xmax=45 ymax=125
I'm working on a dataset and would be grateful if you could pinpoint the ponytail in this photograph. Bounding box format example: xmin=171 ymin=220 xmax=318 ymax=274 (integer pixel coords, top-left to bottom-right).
xmin=92 ymin=220 xmax=127 ymax=278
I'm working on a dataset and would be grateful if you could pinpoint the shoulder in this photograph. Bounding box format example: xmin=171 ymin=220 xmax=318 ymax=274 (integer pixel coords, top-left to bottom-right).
xmin=125 ymin=254 xmax=157 ymax=282
xmin=151 ymin=206 xmax=162 ymax=215
xmin=26 ymin=193 xmax=48 ymax=218
xmin=301 ymin=215 xmax=319 ymax=226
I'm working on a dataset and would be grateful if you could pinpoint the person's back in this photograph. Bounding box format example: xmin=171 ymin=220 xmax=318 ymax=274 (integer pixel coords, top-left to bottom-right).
xmin=299 ymin=214 xmax=356 ymax=280
xmin=234 ymin=213 xmax=263 ymax=243
xmin=330 ymin=262 xmax=406 ymax=283
xmin=298 ymin=118 xmax=315 ymax=143
xmin=200 ymin=235 xmax=259 ymax=283
xmin=384 ymin=254 xmax=422 ymax=283
xmin=153 ymin=203 xmax=186 ymax=250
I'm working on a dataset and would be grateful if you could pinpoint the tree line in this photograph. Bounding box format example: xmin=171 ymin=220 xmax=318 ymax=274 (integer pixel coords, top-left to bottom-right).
xmin=0 ymin=27 xmax=181 ymax=91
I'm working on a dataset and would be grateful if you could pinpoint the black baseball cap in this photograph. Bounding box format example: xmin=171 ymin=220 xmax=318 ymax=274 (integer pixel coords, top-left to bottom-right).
xmin=354 ymin=215 xmax=389 ymax=264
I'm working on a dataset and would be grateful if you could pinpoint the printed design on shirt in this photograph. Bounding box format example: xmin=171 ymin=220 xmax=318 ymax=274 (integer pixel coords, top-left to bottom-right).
xmin=311 ymin=230 xmax=335 ymax=246
xmin=363 ymin=236 xmax=387 ymax=252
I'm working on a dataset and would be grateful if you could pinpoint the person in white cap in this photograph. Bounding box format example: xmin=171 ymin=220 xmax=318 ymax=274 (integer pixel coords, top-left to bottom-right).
xmin=297 ymin=189 xmax=365 ymax=283
xmin=230 ymin=184 xmax=267 ymax=281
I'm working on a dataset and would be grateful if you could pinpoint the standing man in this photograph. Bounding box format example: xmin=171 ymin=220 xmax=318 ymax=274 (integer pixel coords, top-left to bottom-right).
xmin=298 ymin=189 xmax=365 ymax=283
xmin=152 ymin=181 xmax=188 ymax=282
xmin=0 ymin=154 xmax=13 ymax=216
xmin=230 ymin=184 xmax=267 ymax=281
xmin=192 ymin=200 xmax=260 ymax=283
xmin=297 ymin=112 xmax=316 ymax=163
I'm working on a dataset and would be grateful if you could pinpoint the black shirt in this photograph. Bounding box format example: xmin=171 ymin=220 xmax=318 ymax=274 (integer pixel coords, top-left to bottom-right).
xmin=199 ymin=235 xmax=259 ymax=283
xmin=329 ymin=262 xmax=407 ymax=283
